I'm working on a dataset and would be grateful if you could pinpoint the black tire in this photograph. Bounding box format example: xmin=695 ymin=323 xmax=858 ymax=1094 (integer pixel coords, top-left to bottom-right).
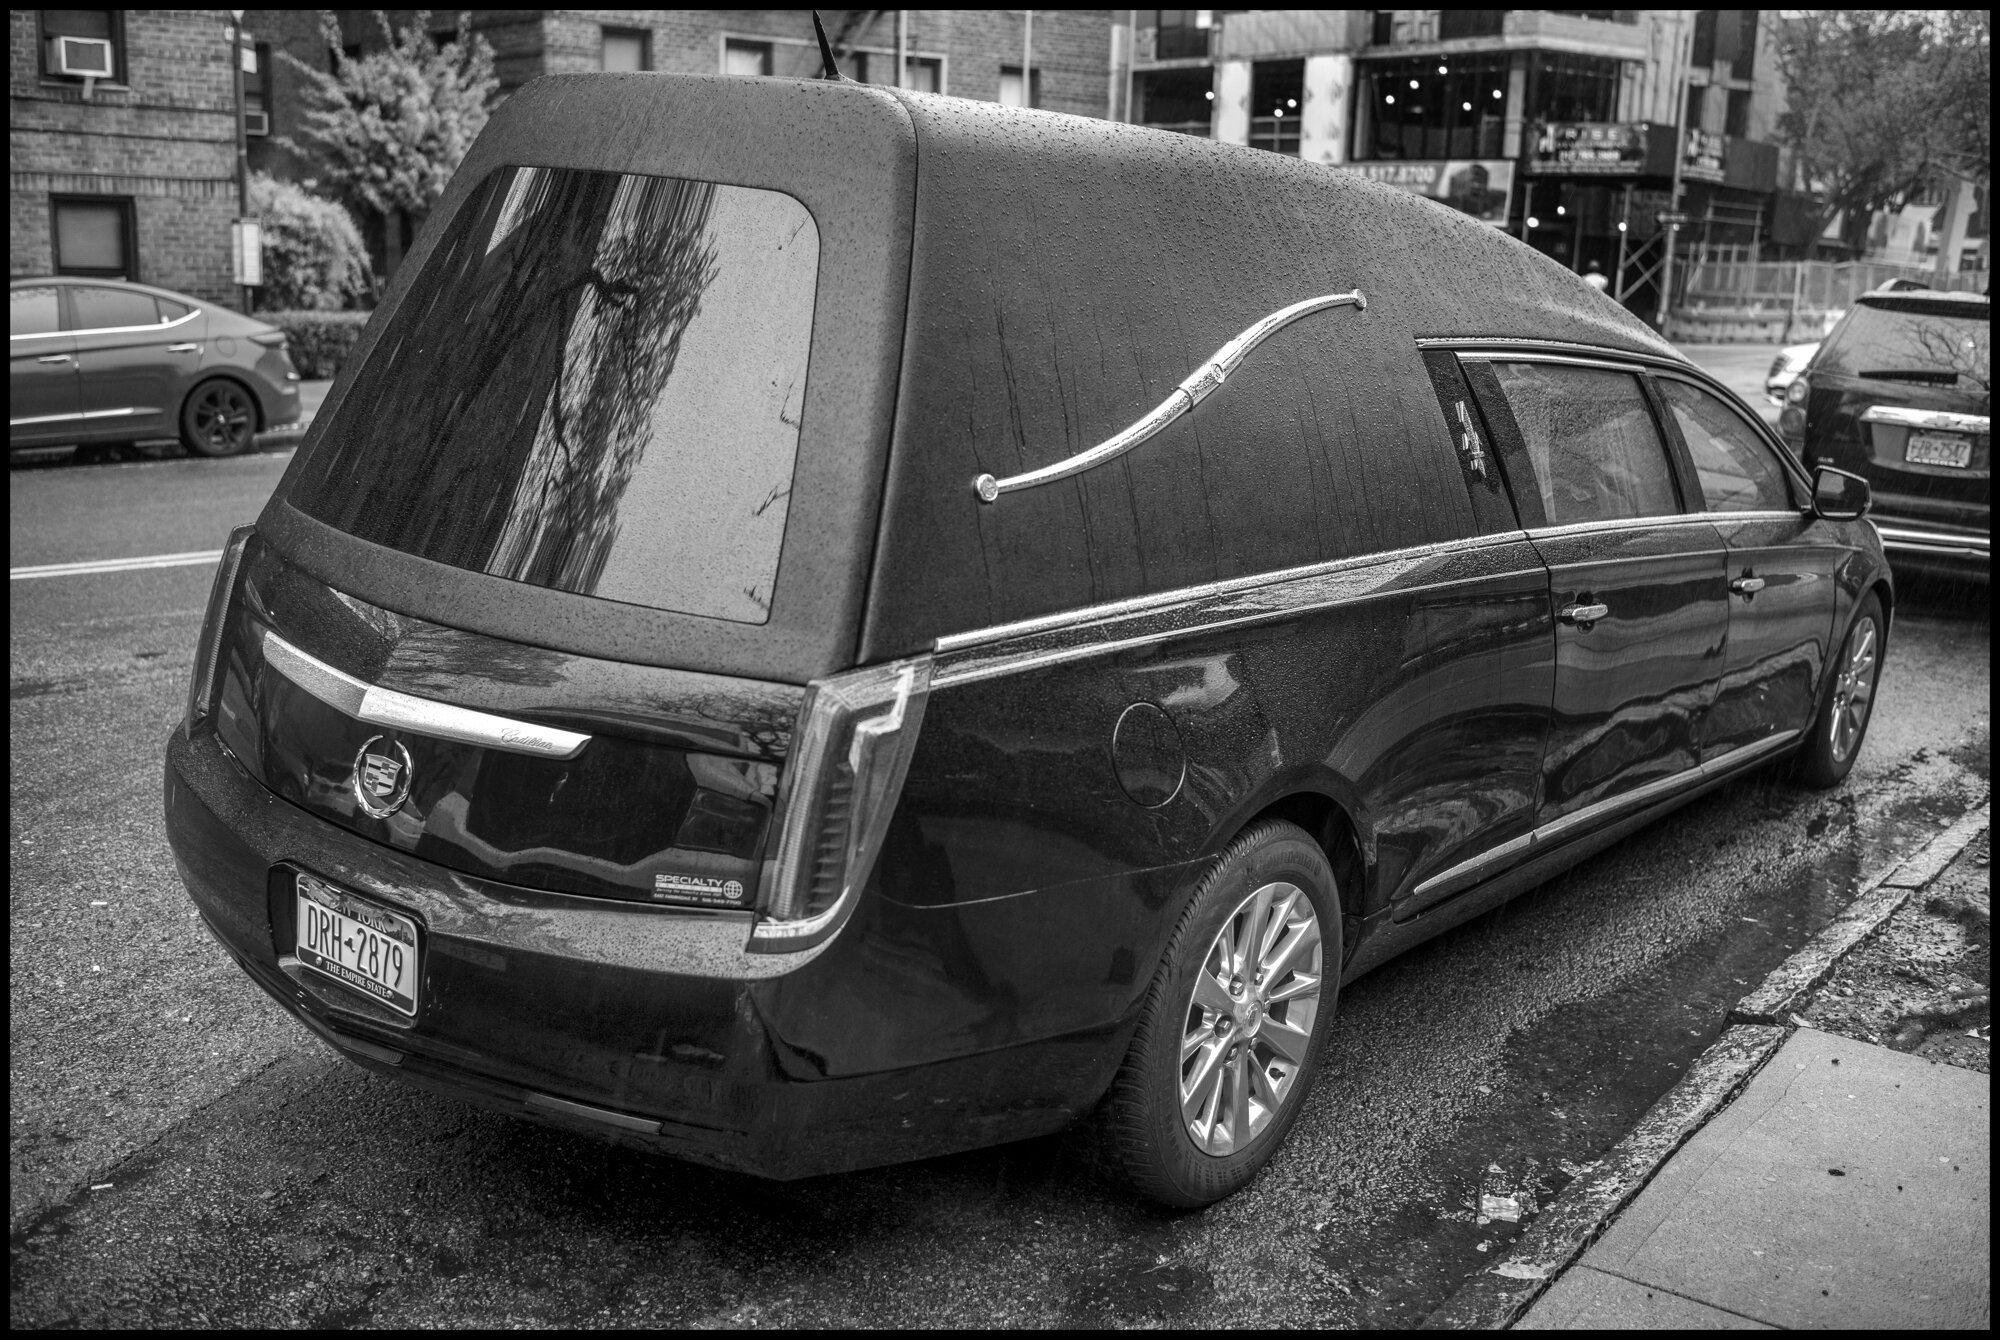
xmin=1104 ymin=818 xmax=1342 ymax=1208
xmin=179 ymin=378 xmax=258 ymax=457
xmin=1795 ymin=592 xmax=1885 ymax=788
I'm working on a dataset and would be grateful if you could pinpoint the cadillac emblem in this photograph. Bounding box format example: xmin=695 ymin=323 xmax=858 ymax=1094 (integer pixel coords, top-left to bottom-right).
xmin=352 ymin=735 xmax=414 ymax=818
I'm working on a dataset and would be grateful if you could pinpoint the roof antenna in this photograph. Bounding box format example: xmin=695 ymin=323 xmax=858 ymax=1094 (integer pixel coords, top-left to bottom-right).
xmin=810 ymin=11 xmax=853 ymax=81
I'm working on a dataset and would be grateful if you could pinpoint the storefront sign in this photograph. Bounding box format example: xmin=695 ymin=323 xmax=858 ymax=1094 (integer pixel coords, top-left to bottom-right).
xmin=1351 ymin=160 xmax=1514 ymax=226
xmin=1682 ymin=129 xmax=1726 ymax=184
xmin=1530 ymin=122 xmax=1648 ymax=175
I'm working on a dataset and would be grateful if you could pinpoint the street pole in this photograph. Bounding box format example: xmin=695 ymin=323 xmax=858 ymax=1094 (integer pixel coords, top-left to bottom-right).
xmin=230 ymin=9 xmax=251 ymax=313
xmin=1022 ymin=10 xmax=1033 ymax=108
xmin=1125 ymin=8 xmax=1138 ymax=123
xmin=1655 ymin=9 xmax=1692 ymax=332
xmin=1615 ymin=183 xmax=1632 ymax=300
xmin=895 ymin=10 xmax=906 ymax=89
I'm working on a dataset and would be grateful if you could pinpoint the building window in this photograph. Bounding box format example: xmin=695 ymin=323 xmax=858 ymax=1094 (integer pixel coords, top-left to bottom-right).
xmin=1249 ymin=59 xmax=1304 ymax=156
xmin=723 ymin=38 xmax=772 ymax=77
xmin=1694 ymin=10 xmax=1760 ymax=81
xmin=1526 ymin=51 xmax=1622 ymax=125
xmin=1359 ymin=53 xmax=1509 ymax=160
xmin=852 ymin=53 xmax=941 ymax=92
xmin=999 ymin=65 xmax=1040 ymax=109
xmin=244 ymin=40 xmax=273 ymax=137
xmin=52 ymin=197 xmax=135 ymax=280
xmin=1725 ymin=87 xmax=1751 ymax=138
xmin=1438 ymin=11 xmax=1506 ymax=41
xmin=1140 ymin=10 xmax=1213 ymax=61
xmin=1683 ymin=83 xmax=1708 ymax=133
xmin=1135 ymin=67 xmax=1213 ymax=137
xmin=39 ymin=10 xmax=125 ymax=83
xmin=601 ymin=27 xmax=650 ymax=73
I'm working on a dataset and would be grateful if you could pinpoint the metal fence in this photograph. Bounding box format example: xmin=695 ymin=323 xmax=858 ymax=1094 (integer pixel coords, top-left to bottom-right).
xmin=1684 ymin=259 xmax=1987 ymax=310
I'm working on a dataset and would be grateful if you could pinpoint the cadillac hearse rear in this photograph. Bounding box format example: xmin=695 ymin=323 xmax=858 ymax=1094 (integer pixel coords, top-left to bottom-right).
xmin=166 ymin=73 xmax=1891 ymax=1207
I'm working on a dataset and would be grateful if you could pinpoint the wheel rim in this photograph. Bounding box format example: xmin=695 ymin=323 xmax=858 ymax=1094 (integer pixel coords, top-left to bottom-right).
xmin=192 ymin=385 xmax=253 ymax=452
xmin=1828 ymin=616 xmax=1878 ymax=764
xmin=1179 ymin=879 xmax=1324 ymax=1157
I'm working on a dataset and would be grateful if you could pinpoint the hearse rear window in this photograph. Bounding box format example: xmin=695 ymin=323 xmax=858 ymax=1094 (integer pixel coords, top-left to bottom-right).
xmin=291 ymin=167 xmax=820 ymax=625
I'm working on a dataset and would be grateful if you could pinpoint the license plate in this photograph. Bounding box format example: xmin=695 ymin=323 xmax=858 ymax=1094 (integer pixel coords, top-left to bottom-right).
xmin=1906 ymin=432 xmax=1972 ymax=468
xmin=294 ymin=871 xmax=421 ymax=1016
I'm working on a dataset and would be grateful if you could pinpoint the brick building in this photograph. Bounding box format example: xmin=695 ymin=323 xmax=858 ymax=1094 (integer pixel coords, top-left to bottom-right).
xmin=9 ymin=10 xmax=244 ymax=305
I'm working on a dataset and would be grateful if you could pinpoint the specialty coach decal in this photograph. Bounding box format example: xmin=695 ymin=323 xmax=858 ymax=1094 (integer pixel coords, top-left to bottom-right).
xmin=653 ymin=873 xmax=748 ymax=905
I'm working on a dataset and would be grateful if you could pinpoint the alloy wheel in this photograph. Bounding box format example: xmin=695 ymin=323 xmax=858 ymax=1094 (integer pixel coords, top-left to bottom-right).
xmin=1828 ymin=617 xmax=1878 ymax=764
xmin=188 ymin=383 xmax=254 ymax=455
xmin=1179 ymin=879 xmax=1324 ymax=1156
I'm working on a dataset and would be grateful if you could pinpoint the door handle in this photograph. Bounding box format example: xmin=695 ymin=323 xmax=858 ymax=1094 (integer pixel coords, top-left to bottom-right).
xmin=166 ymin=342 xmax=199 ymax=353
xmin=1729 ymin=576 xmax=1767 ymax=598
xmin=1559 ymin=602 xmax=1609 ymax=627
xmin=36 ymin=354 xmax=71 ymax=364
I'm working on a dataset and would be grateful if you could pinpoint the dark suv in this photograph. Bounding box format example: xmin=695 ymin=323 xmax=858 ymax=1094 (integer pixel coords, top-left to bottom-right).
xmin=166 ymin=73 xmax=1891 ymax=1208
xmin=1784 ymin=286 xmax=1991 ymax=574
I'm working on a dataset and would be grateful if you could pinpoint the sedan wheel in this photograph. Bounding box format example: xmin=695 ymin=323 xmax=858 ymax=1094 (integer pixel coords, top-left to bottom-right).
xmin=1795 ymin=593 xmax=1885 ymax=788
xmin=1104 ymin=818 xmax=1340 ymax=1207
xmin=180 ymin=380 xmax=257 ymax=457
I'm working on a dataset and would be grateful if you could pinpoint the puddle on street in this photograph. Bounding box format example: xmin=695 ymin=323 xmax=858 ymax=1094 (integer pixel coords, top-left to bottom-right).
xmin=1316 ymin=778 xmax=1977 ymax=1328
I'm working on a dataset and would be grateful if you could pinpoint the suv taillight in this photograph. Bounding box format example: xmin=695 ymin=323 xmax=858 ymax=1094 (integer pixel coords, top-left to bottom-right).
xmin=185 ymin=526 xmax=253 ymax=734
xmin=751 ymin=656 xmax=933 ymax=953
xmin=1779 ymin=374 xmax=1809 ymax=450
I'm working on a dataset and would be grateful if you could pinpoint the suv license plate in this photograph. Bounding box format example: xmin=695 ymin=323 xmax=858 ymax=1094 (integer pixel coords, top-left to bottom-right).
xmin=1906 ymin=432 xmax=1972 ymax=468
xmin=295 ymin=871 xmax=421 ymax=1016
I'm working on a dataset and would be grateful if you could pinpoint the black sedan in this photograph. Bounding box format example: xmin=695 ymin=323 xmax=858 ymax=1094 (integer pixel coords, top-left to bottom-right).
xmin=9 ymin=276 xmax=301 ymax=458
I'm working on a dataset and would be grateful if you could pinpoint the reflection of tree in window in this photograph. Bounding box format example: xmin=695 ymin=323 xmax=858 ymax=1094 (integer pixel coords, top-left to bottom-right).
xmin=296 ymin=169 xmax=720 ymax=593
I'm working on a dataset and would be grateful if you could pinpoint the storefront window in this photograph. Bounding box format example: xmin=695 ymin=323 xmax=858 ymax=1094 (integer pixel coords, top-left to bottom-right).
xmin=1358 ymin=53 xmax=1509 ymax=160
xmin=1249 ymin=59 xmax=1303 ymax=156
xmin=1527 ymin=51 xmax=1622 ymax=124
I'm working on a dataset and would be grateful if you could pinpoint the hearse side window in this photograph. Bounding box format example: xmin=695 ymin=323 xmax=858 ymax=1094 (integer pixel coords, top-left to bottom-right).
xmin=1485 ymin=362 xmax=1680 ymax=525
xmin=290 ymin=168 xmax=820 ymax=626
xmin=1655 ymin=378 xmax=1795 ymax=513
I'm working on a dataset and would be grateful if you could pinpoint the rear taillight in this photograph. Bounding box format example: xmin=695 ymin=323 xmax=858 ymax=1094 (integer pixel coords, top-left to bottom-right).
xmin=250 ymin=331 xmax=288 ymax=349
xmin=1785 ymin=374 xmax=1809 ymax=406
xmin=751 ymin=656 xmax=933 ymax=954
xmin=184 ymin=526 xmax=254 ymax=734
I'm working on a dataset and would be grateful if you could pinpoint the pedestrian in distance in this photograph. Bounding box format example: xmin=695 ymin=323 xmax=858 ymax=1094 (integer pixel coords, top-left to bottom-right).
xmin=1582 ymin=260 xmax=1611 ymax=293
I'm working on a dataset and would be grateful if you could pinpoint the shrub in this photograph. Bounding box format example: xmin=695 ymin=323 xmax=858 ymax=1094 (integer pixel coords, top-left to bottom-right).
xmin=251 ymin=171 xmax=371 ymax=311
xmin=260 ymin=310 xmax=372 ymax=379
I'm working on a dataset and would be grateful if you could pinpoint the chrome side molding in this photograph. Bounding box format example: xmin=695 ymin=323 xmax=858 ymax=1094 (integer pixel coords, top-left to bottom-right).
xmin=972 ymin=290 xmax=1367 ymax=504
xmin=1859 ymin=404 xmax=1990 ymax=434
xmin=261 ymin=629 xmax=591 ymax=759
xmin=1410 ymin=728 xmax=1802 ymax=904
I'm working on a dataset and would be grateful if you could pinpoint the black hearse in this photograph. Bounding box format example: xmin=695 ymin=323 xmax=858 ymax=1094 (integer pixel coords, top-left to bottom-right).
xmin=166 ymin=74 xmax=1891 ymax=1207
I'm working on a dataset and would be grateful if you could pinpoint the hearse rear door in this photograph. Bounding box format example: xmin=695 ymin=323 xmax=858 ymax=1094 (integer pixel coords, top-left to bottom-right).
xmin=1463 ymin=355 xmax=1729 ymax=840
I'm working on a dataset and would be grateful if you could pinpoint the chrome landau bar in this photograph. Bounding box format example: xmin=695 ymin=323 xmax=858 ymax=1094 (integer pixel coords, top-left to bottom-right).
xmin=972 ymin=290 xmax=1368 ymax=503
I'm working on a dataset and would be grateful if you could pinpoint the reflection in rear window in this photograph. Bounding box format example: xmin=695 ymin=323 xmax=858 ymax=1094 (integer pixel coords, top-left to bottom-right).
xmin=291 ymin=168 xmax=819 ymax=624
xmin=1820 ymin=301 xmax=1990 ymax=393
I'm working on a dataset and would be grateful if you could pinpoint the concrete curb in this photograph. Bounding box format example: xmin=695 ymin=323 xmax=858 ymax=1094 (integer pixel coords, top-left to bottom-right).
xmin=1732 ymin=801 xmax=1990 ymax=1025
xmin=1425 ymin=798 xmax=1992 ymax=1330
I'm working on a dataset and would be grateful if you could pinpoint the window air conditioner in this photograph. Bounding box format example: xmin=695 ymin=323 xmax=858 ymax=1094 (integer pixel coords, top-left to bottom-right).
xmin=52 ymin=35 xmax=115 ymax=78
xmin=244 ymin=108 xmax=270 ymax=137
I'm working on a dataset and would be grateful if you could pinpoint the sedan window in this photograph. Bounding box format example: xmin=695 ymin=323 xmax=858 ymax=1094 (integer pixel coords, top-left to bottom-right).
xmin=10 ymin=286 xmax=61 ymax=337
xmin=71 ymin=285 xmax=159 ymax=332
xmin=1488 ymin=362 xmax=1680 ymax=525
xmin=1657 ymin=379 xmax=1795 ymax=513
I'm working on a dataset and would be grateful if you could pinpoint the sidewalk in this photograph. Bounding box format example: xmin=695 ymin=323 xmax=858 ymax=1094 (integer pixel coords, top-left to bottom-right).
xmin=1431 ymin=805 xmax=1991 ymax=1330
xmin=1517 ymin=1024 xmax=1987 ymax=1329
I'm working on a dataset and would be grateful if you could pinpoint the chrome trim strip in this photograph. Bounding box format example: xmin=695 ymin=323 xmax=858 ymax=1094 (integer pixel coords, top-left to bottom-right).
xmin=524 ymin=1091 xmax=662 ymax=1135
xmin=1874 ymin=526 xmax=1991 ymax=559
xmin=1523 ymin=513 xmax=1716 ymax=542
xmin=260 ymin=629 xmax=591 ymax=759
xmin=1411 ymin=832 xmax=1532 ymax=902
xmin=973 ymin=290 xmax=1367 ymax=503
xmin=8 ymin=411 xmax=84 ymax=426
xmin=934 ymin=529 xmax=1526 ymax=657
xmin=9 ymin=308 xmax=201 ymax=341
xmin=1455 ymin=350 xmax=1649 ymax=374
xmin=1409 ymin=729 xmax=1802 ymax=901
xmin=1860 ymin=405 xmax=1990 ymax=434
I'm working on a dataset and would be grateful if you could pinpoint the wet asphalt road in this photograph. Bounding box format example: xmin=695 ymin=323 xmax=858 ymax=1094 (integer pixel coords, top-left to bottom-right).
xmin=8 ymin=427 xmax=1991 ymax=1326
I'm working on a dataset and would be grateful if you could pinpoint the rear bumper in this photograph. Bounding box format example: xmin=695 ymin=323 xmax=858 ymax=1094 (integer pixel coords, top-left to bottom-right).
xmin=164 ymin=725 xmax=1128 ymax=1178
xmin=1871 ymin=519 xmax=1990 ymax=571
